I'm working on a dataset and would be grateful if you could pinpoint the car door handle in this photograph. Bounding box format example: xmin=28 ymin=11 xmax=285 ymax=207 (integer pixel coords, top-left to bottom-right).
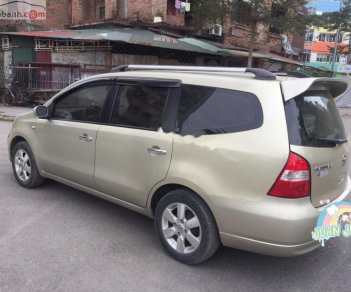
xmin=147 ymin=146 xmax=167 ymax=156
xmin=79 ymin=133 xmax=93 ymax=142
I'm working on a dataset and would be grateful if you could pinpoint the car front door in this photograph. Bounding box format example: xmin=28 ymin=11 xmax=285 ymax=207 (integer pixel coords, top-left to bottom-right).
xmin=94 ymin=80 xmax=178 ymax=207
xmin=34 ymin=81 xmax=115 ymax=189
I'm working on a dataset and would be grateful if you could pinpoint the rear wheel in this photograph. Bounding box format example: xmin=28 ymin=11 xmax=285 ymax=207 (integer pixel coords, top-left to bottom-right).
xmin=11 ymin=141 xmax=45 ymax=188
xmin=155 ymin=189 xmax=220 ymax=265
xmin=2 ymin=89 xmax=13 ymax=106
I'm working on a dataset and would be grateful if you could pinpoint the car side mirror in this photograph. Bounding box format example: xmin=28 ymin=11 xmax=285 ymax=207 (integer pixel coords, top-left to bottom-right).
xmin=34 ymin=105 xmax=48 ymax=118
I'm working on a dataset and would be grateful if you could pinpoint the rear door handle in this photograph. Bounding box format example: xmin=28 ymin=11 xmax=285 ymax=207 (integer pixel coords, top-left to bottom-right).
xmin=79 ymin=133 xmax=93 ymax=142
xmin=147 ymin=146 xmax=167 ymax=156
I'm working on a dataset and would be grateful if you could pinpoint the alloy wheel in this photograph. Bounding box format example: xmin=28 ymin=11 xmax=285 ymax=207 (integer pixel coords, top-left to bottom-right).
xmin=161 ymin=203 xmax=202 ymax=254
xmin=14 ymin=149 xmax=32 ymax=182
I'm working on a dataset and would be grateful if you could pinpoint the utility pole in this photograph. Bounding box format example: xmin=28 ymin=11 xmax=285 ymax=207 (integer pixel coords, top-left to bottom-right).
xmin=331 ymin=0 xmax=343 ymax=76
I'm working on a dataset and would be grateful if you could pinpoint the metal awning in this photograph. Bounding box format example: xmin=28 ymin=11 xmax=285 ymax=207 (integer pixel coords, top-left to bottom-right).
xmin=227 ymin=50 xmax=304 ymax=66
xmin=0 ymin=29 xmax=220 ymax=55
xmin=0 ymin=29 xmax=304 ymax=65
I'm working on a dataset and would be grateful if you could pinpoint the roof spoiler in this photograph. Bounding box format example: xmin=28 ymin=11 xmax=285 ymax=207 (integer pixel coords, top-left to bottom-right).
xmin=111 ymin=65 xmax=277 ymax=81
xmin=281 ymin=78 xmax=349 ymax=100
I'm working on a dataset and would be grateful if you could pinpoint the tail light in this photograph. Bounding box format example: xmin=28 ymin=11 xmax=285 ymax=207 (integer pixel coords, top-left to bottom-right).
xmin=268 ymin=152 xmax=310 ymax=199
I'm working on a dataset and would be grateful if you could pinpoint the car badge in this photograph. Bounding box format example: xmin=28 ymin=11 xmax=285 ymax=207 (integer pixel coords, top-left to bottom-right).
xmin=314 ymin=164 xmax=332 ymax=178
xmin=342 ymin=155 xmax=348 ymax=167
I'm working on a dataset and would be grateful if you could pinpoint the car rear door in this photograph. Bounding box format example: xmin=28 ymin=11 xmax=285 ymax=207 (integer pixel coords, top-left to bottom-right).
xmin=282 ymin=79 xmax=350 ymax=207
xmin=94 ymin=79 xmax=179 ymax=207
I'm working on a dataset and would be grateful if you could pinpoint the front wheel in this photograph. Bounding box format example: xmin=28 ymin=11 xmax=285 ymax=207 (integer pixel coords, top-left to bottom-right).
xmin=11 ymin=141 xmax=45 ymax=188
xmin=155 ymin=189 xmax=220 ymax=265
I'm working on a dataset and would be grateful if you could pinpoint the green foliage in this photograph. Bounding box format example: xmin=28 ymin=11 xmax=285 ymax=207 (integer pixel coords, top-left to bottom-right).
xmin=190 ymin=0 xmax=309 ymax=34
xmin=233 ymin=0 xmax=309 ymax=34
xmin=270 ymin=0 xmax=310 ymax=34
xmin=311 ymin=0 xmax=351 ymax=33
xmin=189 ymin=0 xmax=231 ymax=26
xmin=232 ymin=0 xmax=310 ymax=67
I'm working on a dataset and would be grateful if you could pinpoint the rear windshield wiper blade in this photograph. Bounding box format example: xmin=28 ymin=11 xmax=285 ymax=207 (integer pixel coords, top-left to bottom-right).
xmin=315 ymin=138 xmax=348 ymax=144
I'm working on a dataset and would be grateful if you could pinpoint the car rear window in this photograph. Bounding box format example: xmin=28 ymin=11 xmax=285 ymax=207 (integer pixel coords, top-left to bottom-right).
xmin=284 ymin=90 xmax=346 ymax=147
xmin=177 ymin=85 xmax=263 ymax=136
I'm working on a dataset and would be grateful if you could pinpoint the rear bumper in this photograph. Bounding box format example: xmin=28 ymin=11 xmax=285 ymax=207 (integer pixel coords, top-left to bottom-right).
xmin=217 ymin=177 xmax=351 ymax=257
xmin=220 ymin=233 xmax=320 ymax=257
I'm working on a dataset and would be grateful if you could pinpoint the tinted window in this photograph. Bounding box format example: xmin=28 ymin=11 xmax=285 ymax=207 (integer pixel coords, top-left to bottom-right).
xmin=53 ymin=84 xmax=112 ymax=123
xmin=111 ymin=85 xmax=169 ymax=131
xmin=177 ymin=85 xmax=263 ymax=136
xmin=285 ymin=90 xmax=346 ymax=147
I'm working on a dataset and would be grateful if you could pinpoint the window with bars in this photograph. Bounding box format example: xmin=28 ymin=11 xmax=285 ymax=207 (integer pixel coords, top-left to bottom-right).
xmin=316 ymin=54 xmax=341 ymax=63
xmin=316 ymin=54 xmax=332 ymax=62
xmin=318 ymin=33 xmax=342 ymax=43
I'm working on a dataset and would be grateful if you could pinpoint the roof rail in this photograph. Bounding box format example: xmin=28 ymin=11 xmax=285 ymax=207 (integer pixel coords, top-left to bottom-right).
xmin=111 ymin=65 xmax=277 ymax=81
xmin=271 ymin=71 xmax=310 ymax=78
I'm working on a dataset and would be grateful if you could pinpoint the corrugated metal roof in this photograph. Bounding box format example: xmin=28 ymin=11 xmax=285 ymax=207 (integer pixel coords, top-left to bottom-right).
xmin=262 ymin=52 xmax=304 ymax=66
xmin=227 ymin=49 xmax=303 ymax=66
xmin=180 ymin=37 xmax=302 ymax=66
xmin=129 ymin=30 xmax=214 ymax=54
xmin=1 ymin=29 xmax=133 ymax=42
xmin=178 ymin=38 xmax=225 ymax=53
xmin=0 ymin=29 xmax=303 ymax=64
xmin=0 ymin=29 xmax=218 ymax=55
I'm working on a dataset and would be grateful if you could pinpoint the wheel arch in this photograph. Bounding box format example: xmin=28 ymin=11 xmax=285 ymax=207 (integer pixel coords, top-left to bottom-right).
xmin=9 ymin=134 xmax=43 ymax=174
xmin=149 ymin=182 xmax=216 ymax=221
xmin=10 ymin=136 xmax=28 ymax=154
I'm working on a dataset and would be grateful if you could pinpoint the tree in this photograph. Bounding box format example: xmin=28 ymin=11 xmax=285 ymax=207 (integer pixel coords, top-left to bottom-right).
xmin=232 ymin=0 xmax=309 ymax=67
xmin=311 ymin=0 xmax=351 ymax=33
xmin=188 ymin=0 xmax=309 ymax=68
xmin=188 ymin=0 xmax=231 ymax=27
xmin=310 ymin=1 xmax=351 ymax=73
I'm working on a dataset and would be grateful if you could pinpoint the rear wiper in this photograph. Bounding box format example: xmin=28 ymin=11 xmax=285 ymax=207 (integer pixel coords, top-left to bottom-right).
xmin=314 ymin=138 xmax=348 ymax=145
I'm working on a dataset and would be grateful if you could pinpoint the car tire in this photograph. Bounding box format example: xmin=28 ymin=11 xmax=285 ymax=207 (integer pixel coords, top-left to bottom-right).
xmin=155 ymin=189 xmax=220 ymax=265
xmin=11 ymin=141 xmax=45 ymax=188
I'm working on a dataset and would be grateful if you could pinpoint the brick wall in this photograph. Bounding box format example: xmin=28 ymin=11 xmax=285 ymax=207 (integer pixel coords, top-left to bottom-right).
xmin=224 ymin=23 xmax=283 ymax=53
xmin=31 ymin=0 xmax=71 ymax=29
xmin=128 ymin=0 xmax=153 ymax=22
xmin=72 ymin=0 xmax=82 ymax=24
xmin=166 ymin=13 xmax=184 ymax=26
xmin=69 ymin=0 xmax=183 ymax=26
xmin=152 ymin=0 xmax=167 ymax=18
xmin=105 ymin=0 xmax=117 ymax=19
xmin=0 ymin=0 xmax=71 ymax=31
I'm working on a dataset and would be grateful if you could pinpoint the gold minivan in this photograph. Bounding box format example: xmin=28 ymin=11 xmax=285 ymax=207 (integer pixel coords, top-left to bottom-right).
xmin=8 ymin=65 xmax=351 ymax=264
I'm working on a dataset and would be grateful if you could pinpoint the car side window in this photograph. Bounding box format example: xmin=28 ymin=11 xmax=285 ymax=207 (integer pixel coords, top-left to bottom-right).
xmin=111 ymin=85 xmax=169 ymax=131
xmin=53 ymin=84 xmax=113 ymax=123
xmin=177 ymin=85 xmax=263 ymax=136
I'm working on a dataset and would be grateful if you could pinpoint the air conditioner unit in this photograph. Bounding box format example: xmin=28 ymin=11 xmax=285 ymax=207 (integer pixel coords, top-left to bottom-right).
xmin=1 ymin=37 xmax=10 ymax=50
xmin=209 ymin=24 xmax=222 ymax=36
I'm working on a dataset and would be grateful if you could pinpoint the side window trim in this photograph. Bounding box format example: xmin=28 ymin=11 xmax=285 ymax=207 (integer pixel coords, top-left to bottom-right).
xmin=177 ymin=85 xmax=263 ymax=137
xmin=105 ymin=79 xmax=181 ymax=133
xmin=116 ymin=77 xmax=181 ymax=88
xmin=50 ymin=80 xmax=116 ymax=124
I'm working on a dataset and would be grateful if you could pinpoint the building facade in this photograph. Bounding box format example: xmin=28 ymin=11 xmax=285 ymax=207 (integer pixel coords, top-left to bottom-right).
xmin=303 ymin=28 xmax=350 ymax=73
xmin=0 ymin=0 xmax=305 ymax=90
xmin=303 ymin=1 xmax=350 ymax=74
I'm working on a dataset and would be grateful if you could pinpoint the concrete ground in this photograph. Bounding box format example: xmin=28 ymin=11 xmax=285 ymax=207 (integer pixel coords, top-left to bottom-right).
xmin=0 ymin=110 xmax=351 ymax=291
xmin=0 ymin=106 xmax=33 ymax=121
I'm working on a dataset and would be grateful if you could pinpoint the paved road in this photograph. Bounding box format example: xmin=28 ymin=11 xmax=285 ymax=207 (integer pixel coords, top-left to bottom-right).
xmin=1 ymin=118 xmax=351 ymax=292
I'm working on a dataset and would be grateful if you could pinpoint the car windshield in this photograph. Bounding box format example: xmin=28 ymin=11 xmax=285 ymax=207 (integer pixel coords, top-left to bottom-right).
xmin=284 ymin=90 xmax=346 ymax=147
